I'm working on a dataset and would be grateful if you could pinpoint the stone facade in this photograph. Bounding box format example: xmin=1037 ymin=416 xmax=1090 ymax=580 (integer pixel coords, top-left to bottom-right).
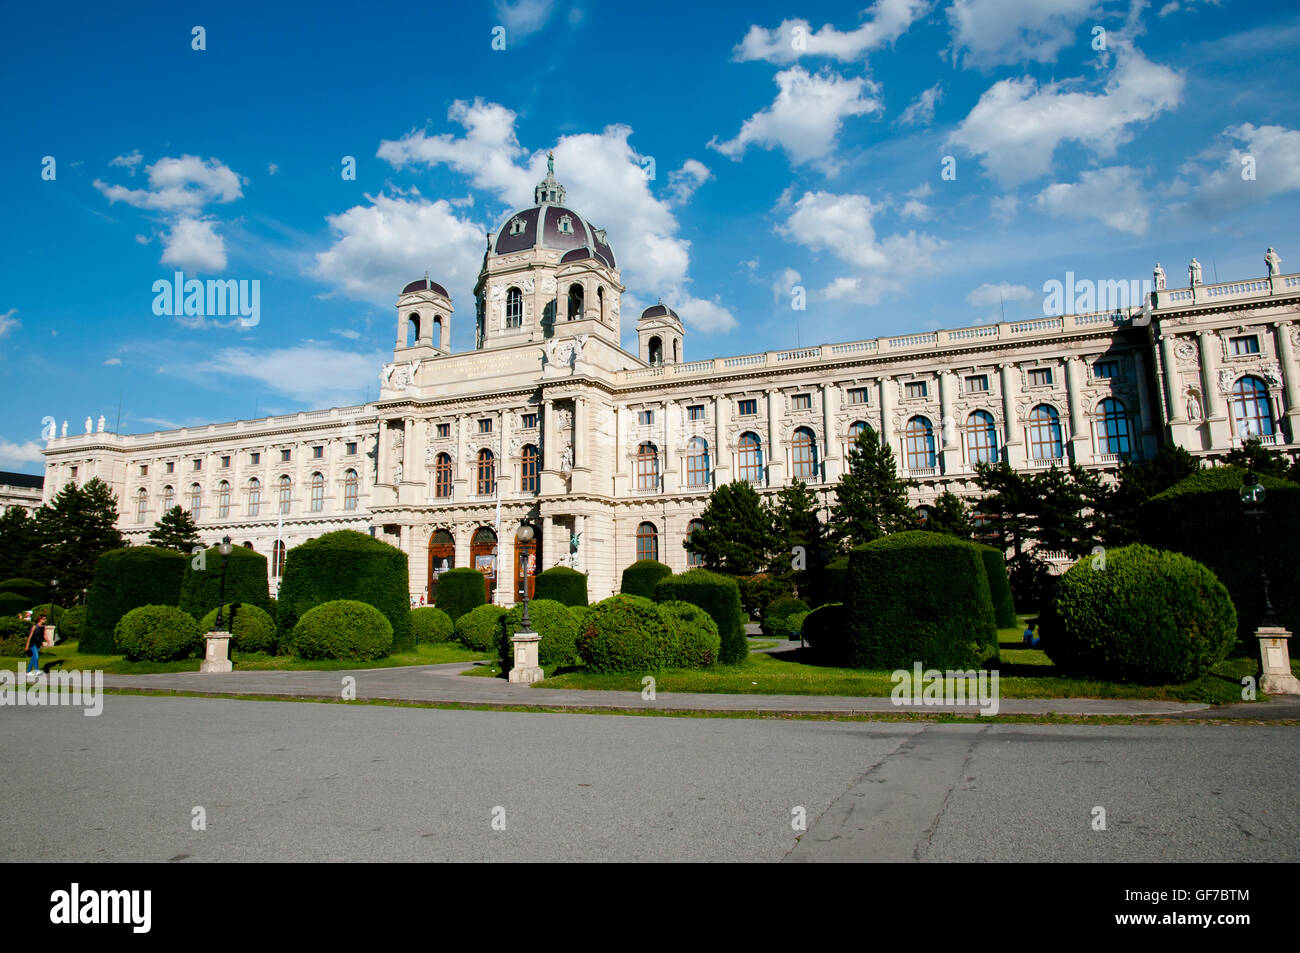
xmin=38 ymin=167 xmax=1300 ymax=603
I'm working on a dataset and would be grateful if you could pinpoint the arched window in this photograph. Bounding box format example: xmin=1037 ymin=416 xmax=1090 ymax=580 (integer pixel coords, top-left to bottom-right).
xmin=904 ymin=417 xmax=936 ymax=471
xmin=407 ymin=313 xmax=420 ymax=347
xmin=247 ymin=478 xmax=261 ymax=517
xmin=738 ymin=432 xmax=764 ymax=483
xmin=135 ymin=488 xmax=148 ymax=524
xmin=915 ymin=505 xmax=932 ymax=527
xmin=648 ymin=335 xmax=663 ymax=366
xmin=791 ymin=427 xmax=819 ymax=480
xmin=1230 ymin=376 xmax=1273 ymax=438
xmin=477 ymin=449 xmax=496 ymax=495
xmin=1096 ymin=398 xmax=1131 ymax=456
xmin=636 ymin=442 xmax=660 ymax=491
xmin=686 ymin=519 xmax=705 ymax=567
xmin=242 ymin=541 xmax=254 ymax=549
xmin=217 ymin=480 xmax=231 ymax=519
xmin=435 ymin=453 xmax=453 ymax=498
xmin=343 ymin=469 xmax=359 ymax=510
xmin=965 ymin=411 xmax=999 ymax=465
xmin=310 ymin=472 xmax=325 ymax=512
xmin=520 ymin=444 xmax=539 ymax=493
xmin=568 ymin=283 xmax=584 ymax=320
xmin=278 ymin=475 xmax=292 ymax=514
xmin=686 ymin=437 xmax=711 ymax=488
xmin=272 ymin=540 xmax=286 ymax=577
xmin=162 ymin=485 xmax=174 ymax=513
xmin=189 ymin=483 xmax=202 ymax=520
xmin=1027 ymin=405 xmax=1063 ymax=460
xmin=505 ymin=287 xmax=523 ymax=328
xmin=636 ymin=521 xmax=659 ymax=562
xmin=597 ymin=286 xmax=605 ymax=321
xmin=849 ymin=420 xmax=869 ymax=440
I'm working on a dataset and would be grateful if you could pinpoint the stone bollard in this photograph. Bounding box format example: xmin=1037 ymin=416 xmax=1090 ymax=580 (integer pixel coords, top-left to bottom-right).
xmin=1257 ymin=626 xmax=1300 ymax=695
xmin=200 ymin=630 xmax=233 ymax=674
xmin=508 ymin=629 xmax=544 ymax=684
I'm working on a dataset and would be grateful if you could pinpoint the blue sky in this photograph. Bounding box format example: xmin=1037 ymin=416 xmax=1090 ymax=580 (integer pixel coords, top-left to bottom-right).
xmin=2 ymin=0 xmax=1298 ymax=473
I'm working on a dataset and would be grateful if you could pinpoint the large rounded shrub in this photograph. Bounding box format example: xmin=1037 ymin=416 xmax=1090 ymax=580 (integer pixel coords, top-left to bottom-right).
xmin=576 ymin=595 xmax=675 ymax=673
xmin=975 ymin=545 xmax=1018 ymax=628
xmin=411 ymin=606 xmax=454 ymax=644
xmin=761 ymin=596 xmax=809 ymax=639
xmin=620 ymin=560 xmax=671 ymax=599
xmin=1140 ymin=466 xmax=1299 ymax=646
xmin=568 ymin=605 xmax=590 ymax=629
xmin=658 ymin=600 xmax=721 ymax=669
xmin=651 ymin=569 xmax=747 ymax=664
xmin=433 ymin=568 xmax=487 ymax=625
xmin=0 ymin=617 xmax=28 ymax=656
xmin=198 ymin=603 xmax=277 ymax=655
xmin=736 ymin=573 xmax=793 ymax=621
xmin=846 ymin=532 xmax=998 ymax=670
xmin=59 ymin=605 xmax=87 ymax=642
xmin=456 ymin=604 xmax=506 ymax=652
xmin=802 ymin=602 xmax=847 ymax=664
xmin=114 ymin=605 xmax=202 ymax=662
xmin=498 ymin=599 xmax=580 ymax=668
xmin=292 ymin=599 xmax=393 ymax=661
xmin=1041 ymin=544 xmax=1236 ymax=683
xmin=179 ymin=544 xmax=271 ymax=620
xmin=533 ymin=566 xmax=589 ymax=607
xmin=276 ymin=531 xmax=412 ymax=653
xmin=0 ymin=578 xmax=46 ymax=604
xmin=83 ymin=547 xmax=187 ymax=654
xmin=28 ymin=603 xmax=65 ymax=629
xmin=0 ymin=592 xmax=31 ymax=617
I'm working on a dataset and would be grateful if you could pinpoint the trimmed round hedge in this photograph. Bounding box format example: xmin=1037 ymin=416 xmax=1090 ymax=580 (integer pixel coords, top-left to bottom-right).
xmin=0 ymin=578 xmax=46 ymax=604
xmin=0 ymin=616 xmax=29 ymax=656
xmin=651 ymin=569 xmax=747 ymax=664
xmin=198 ymin=603 xmax=277 ymax=655
xmin=276 ymin=531 xmax=412 ymax=653
xmin=293 ymin=599 xmax=393 ymax=661
xmin=533 ymin=566 xmax=588 ymax=607
xmin=0 ymin=592 xmax=31 ymax=617
xmin=761 ymin=596 xmax=810 ymax=639
xmin=28 ymin=603 xmax=64 ymax=629
xmin=434 ymin=568 xmax=488 ymax=625
xmin=83 ymin=547 xmax=187 ymax=655
xmin=568 ymin=605 xmax=590 ymax=629
xmin=577 ymin=595 xmax=675 ymax=673
xmin=411 ymin=606 xmax=454 ymax=644
xmin=1041 ymin=544 xmax=1236 ymax=683
xmin=114 ymin=605 xmax=202 ymax=662
xmin=59 ymin=605 xmax=87 ymax=642
xmin=846 ymin=531 xmax=999 ymax=670
xmin=1139 ymin=466 xmax=1299 ymax=647
xmin=179 ymin=544 xmax=271 ymax=620
xmin=736 ymin=573 xmax=793 ymax=621
xmin=658 ymin=600 xmax=721 ymax=669
xmin=620 ymin=560 xmax=671 ymax=599
xmin=802 ymin=602 xmax=847 ymax=664
xmin=975 ymin=544 xmax=1018 ymax=629
xmin=786 ymin=610 xmax=810 ymax=638
xmin=498 ymin=599 xmax=580 ymax=668
xmin=456 ymin=604 xmax=506 ymax=652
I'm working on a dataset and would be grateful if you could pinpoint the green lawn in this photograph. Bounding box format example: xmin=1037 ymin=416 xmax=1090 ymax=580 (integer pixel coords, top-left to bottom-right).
xmin=0 ymin=640 xmax=492 ymax=674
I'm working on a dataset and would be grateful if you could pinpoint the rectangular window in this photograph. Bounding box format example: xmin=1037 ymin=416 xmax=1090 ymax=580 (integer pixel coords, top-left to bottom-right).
xmin=520 ymin=414 xmax=537 ymax=430
xmin=965 ymin=375 xmax=989 ymax=393
xmin=478 ymin=418 xmax=493 ymax=434
xmin=737 ymin=399 xmax=757 ymax=416
xmin=220 ymin=455 xmax=231 ymax=468
xmin=791 ymin=394 xmax=812 ymax=410
xmin=847 ymin=387 xmax=870 ymax=405
xmin=250 ymin=452 xmax=260 ymax=465
xmin=436 ymin=423 xmax=451 ymax=438
xmin=688 ymin=405 xmax=704 ymax=421
xmin=193 ymin=458 xmax=202 ymax=471
xmin=1092 ymin=361 xmax=1119 ymax=379
xmin=280 ymin=449 xmax=291 ymax=463
xmin=165 ymin=462 xmax=174 ymax=474
xmin=139 ymin=464 xmax=148 ymax=476
xmin=1231 ymin=335 xmax=1260 ymax=355
xmin=346 ymin=441 xmax=358 ymax=455
xmin=313 ymin=446 xmax=323 ymax=459
xmin=638 ymin=410 xmax=654 ymax=426
xmin=905 ymin=381 xmax=927 ymax=399
xmin=1028 ymin=368 xmax=1053 ymax=387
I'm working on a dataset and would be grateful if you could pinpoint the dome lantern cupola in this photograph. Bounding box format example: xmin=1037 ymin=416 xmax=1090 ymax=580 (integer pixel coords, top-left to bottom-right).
xmin=534 ymin=151 xmax=566 ymax=205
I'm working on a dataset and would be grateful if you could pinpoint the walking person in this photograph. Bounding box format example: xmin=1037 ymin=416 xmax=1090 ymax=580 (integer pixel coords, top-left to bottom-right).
xmin=25 ymin=613 xmax=46 ymax=680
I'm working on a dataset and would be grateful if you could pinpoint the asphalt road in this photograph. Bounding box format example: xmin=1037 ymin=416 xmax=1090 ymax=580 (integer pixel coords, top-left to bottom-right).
xmin=2 ymin=696 xmax=1297 ymax=862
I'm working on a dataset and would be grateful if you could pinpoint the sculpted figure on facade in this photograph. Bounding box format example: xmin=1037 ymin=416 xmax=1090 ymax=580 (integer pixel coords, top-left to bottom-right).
xmin=1189 ymin=258 xmax=1203 ymax=286
xmin=1153 ymin=262 xmax=1166 ymax=290
xmin=84 ymin=417 xmax=92 ymax=434
xmin=1186 ymin=389 xmax=1202 ymax=421
xmin=1266 ymin=247 xmax=1282 ymax=277
xmin=60 ymin=420 xmax=67 ymax=438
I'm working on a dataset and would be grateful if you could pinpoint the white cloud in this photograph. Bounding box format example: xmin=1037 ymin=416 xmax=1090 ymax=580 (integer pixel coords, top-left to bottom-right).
xmin=666 ymin=160 xmax=712 ymax=205
xmin=1171 ymin=123 xmax=1300 ymax=218
xmin=95 ymin=155 xmax=242 ymax=211
xmin=1035 ymin=165 xmax=1150 ymax=234
xmin=898 ymin=83 xmax=942 ymax=126
xmin=103 ymin=357 xmax=122 ymax=365
xmin=160 ymin=216 xmax=228 ymax=272
xmin=948 ymin=44 xmax=1182 ymax=186
xmin=493 ymin=0 xmax=556 ymax=41
xmin=0 ymin=309 xmax=17 ymax=337
xmin=267 ymin=162 xmax=280 ymax=176
xmin=310 ymin=194 xmax=486 ymax=305
xmin=0 ymin=439 xmax=44 ymax=468
xmin=773 ymin=267 xmax=802 ymax=302
xmin=990 ymin=194 xmax=1019 ymax=223
xmin=947 ymin=0 xmax=1098 ymax=69
xmin=966 ymin=281 xmax=1035 ymax=309
xmin=109 ymin=150 xmax=143 ymax=175
xmin=1158 ymin=0 xmax=1220 ymax=15
xmin=778 ymin=190 xmax=945 ymax=304
xmin=330 ymin=328 xmax=364 ymax=340
xmin=709 ymin=68 xmax=880 ymax=173
xmin=198 ymin=344 xmax=387 ymax=406
xmin=734 ymin=0 xmax=930 ymax=63
xmin=898 ymin=183 xmax=934 ymax=220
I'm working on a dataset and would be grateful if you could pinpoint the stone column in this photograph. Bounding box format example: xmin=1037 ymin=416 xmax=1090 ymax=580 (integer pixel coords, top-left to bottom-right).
xmin=663 ymin=400 xmax=678 ymax=493
xmin=879 ymin=377 xmax=894 ymax=454
xmin=1196 ymin=331 xmax=1232 ymax=448
xmin=453 ymin=414 xmax=469 ymax=498
xmin=1131 ymin=349 xmax=1158 ymax=459
xmin=572 ymin=395 xmax=590 ymax=492
xmin=541 ymin=398 xmax=564 ymax=494
xmin=937 ymin=371 xmax=960 ymax=474
xmin=1000 ymin=364 xmax=1024 ymax=469
xmin=377 ymin=419 xmax=390 ymax=487
xmin=1063 ymin=358 xmax=1090 ymax=464
xmin=1274 ymin=322 xmax=1300 ymax=441
xmin=498 ymin=406 xmax=513 ymax=497
xmin=713 ymin=394 xmax=731 ymax=485
xmin=766 ymin=389 xmax=784 ymax=487
xmin=613 ymin=404 xmax=629 ymax=496
xmin=821 ymin=382 xmax=841 ymax=483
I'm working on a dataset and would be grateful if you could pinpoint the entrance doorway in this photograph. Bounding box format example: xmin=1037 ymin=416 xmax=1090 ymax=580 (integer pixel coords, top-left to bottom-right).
xmin=427 ymin=529 xmax=455 ymax=603
xmin=470 ymin=526 xmax=498 ymax=602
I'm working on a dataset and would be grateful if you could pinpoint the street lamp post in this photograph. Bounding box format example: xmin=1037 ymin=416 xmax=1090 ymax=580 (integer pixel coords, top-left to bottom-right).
xmin=507 ymin=523 xmax=543 ymax=684
xmin=201 ymin=536 xmax=235 ymax=674
xmin=1241 ymin=470 xmax=1300 ymax=695
xmin=214 ymin=536 xmax=234 ymax=631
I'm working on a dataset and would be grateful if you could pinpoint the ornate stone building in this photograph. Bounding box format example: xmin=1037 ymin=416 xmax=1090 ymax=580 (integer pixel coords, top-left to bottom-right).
xmin=39 ymin=164 xmax=1300 ymax=603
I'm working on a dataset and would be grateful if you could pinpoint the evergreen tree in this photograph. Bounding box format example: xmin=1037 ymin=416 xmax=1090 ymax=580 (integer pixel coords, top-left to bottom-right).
xmin=829 ymin=427 xmax=914 ymax=550
xmin=30 ymin=477 xmax=126 ymax=603
xmin=149 ymin=505 xmax=202 ymax=553
xmin=767 ymin=478 xmax=826 ymax=592
xmin=1105 ymin=444 xmax=1200 ymax=544
xmin=683 ymin=480 xmax=772 ymax=575
xmin=922 ymin=490 xmax=973 ymax=539
xmin=1223 ymin=437 xmax=1291 ymax=479
xmin=0 ymin=505 xmax=40 ymax=580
